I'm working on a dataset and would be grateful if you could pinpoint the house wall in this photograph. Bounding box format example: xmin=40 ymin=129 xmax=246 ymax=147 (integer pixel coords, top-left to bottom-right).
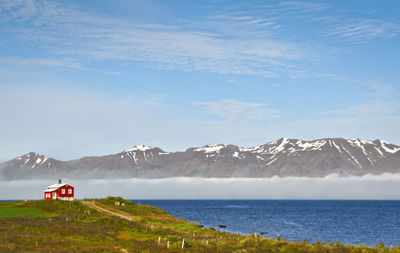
xmin=58 ymin=185 xmax=74 ymax=198
xmin=44 ymin=192 xmax=53 ymax=199
xmin=44 ymin=185 xmax=74 ymax=201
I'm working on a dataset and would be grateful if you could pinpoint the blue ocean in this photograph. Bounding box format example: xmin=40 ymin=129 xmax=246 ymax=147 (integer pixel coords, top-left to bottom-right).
xmin=133 ymin=200 xmax=400 ymax=247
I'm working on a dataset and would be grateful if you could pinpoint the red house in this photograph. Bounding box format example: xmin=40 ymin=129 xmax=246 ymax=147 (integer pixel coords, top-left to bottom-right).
xmin=44 ymin=179 xmax=74 ymax=201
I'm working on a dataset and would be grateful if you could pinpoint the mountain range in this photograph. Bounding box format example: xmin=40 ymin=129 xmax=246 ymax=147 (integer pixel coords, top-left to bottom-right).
xmin=1 ymin=138 xmax=400 ymax=180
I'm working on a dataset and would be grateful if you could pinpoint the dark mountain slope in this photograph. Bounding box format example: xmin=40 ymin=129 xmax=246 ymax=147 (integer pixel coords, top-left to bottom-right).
xmin=1 ymin=138 xmax=399 ymax=179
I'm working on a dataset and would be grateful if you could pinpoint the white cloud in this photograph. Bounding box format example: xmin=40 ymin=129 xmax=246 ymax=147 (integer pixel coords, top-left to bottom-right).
xmin=192 ymin=99 xmax=280 ymax=122
xmin=2 ymin=174 xmax=400 ymax=200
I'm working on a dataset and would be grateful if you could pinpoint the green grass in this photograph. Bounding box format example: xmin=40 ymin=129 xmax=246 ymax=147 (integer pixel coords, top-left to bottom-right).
xmin=97 ymin=196 xmax=167 ymax=215
xmin=0 ymin=197 xmax=400 ymax=252
xmin=0 ymin=202 xmax=51 ymax=218
xmin=0 ymin=206 xmax=49 ymax=218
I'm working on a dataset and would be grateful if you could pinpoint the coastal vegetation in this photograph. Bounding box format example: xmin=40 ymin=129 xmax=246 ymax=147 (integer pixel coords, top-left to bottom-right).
xmin=0 ymin=197 xmax=399 ymax=252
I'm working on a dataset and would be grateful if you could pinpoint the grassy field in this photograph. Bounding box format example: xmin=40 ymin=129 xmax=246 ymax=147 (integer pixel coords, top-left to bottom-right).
xmin=0 ymin=202 xmax=50 ymax=218
xmin=0 ymin=197 xmax=399 ymax=252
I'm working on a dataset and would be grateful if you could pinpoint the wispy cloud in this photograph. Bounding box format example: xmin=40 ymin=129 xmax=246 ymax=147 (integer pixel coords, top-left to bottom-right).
xmin=1 ymin=0 xmax=399 ymax=78
xmin=2 ymin=0 xmax=397 ymax=79
xmin=279 ymin=1 xmax=328 ymax=12
xmin=319 ymin=82 xmax=400 ymax=117
xmin=0 ymin=56 xmax=123 ymax=75
xmin=218 ymin=1 xmax=399 ymax=44
xmin=0 ymin=0 xmax=305 ymax=77
xmin=0 ymin=57 xmax=82 ymax=69
xmin=192 ymin=99 xmax=280 ymax=122
xmin=325 ymin=19 xmax=400 ymax=43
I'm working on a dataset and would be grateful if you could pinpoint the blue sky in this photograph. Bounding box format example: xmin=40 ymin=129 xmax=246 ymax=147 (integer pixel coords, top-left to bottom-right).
xmin=0 ymin=0 xmax=399 ymax=161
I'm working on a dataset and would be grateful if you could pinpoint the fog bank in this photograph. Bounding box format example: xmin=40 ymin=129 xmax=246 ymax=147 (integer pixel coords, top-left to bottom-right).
xmin=1 ymin=173 xmax=400 ymax=200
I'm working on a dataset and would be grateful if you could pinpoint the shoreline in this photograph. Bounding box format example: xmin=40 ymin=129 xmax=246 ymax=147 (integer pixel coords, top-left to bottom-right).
xmin=1 ymin=197 xmax=398 ymax=252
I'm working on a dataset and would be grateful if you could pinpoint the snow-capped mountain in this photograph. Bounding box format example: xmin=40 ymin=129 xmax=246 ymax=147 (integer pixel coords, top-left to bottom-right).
xmin=1 ymin=152 xmax=61 ymax=179
xmin=1 ymin=138 xmax=399 ymax=180
xmin=13 ymin=152 xmax=54 ymax=169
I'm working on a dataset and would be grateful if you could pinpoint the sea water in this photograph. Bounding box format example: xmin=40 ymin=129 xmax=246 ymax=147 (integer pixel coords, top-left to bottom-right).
xmin=133 ymin=199 xmax=400 ymax=246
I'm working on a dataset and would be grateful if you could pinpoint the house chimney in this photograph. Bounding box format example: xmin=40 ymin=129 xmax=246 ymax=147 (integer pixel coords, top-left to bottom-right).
xmin=58 ymin=179 xmax=62 ymax=184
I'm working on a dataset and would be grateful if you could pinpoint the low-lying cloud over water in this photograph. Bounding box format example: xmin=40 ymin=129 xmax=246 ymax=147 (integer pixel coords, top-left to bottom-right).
xmin=1 ymin=174 xmax=400 ymax=200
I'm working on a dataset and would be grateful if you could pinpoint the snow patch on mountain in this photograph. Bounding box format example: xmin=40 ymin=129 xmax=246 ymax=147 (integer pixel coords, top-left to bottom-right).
xmin=271 ymin=138 xmax=290 ymax=154
xmin=194 ymin=144 xmax=226 ymax=153
xmin=124 ymin=145 xmax=156 ymax=152
xmin=296 ymin=139 xmax=326 ymax=151
xmin=266 ymin=157 xmax=277 ymax=166
xmin=11 ymin=152 xmax=52 ymax=169
xmin=36 ymin=157 xmax=42 ymax=164
xmin=380 ymin=140 xmax=400 ymax=154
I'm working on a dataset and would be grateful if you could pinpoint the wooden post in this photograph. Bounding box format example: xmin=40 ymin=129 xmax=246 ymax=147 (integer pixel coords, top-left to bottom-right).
xmin=181 ymin=238 xmax=185 ymax=249
xmin=167 ymin=241 xmax=170 ymax=248
xmin=158 ymin=236 xmax=161 ymax=245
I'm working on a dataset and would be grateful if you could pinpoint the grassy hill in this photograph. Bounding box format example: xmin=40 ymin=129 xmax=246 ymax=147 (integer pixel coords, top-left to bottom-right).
xmin=0 ymin=197 xmax=399 ymax=252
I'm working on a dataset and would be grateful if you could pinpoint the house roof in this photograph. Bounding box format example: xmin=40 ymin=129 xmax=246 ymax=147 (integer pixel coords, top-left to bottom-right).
xmin=44 ymin=189 xmax=57 ymax=193
xmin=47 ymin=183 xmax=72 ymax=189
xmin=44 ymin=182 xmax=73 ymax=193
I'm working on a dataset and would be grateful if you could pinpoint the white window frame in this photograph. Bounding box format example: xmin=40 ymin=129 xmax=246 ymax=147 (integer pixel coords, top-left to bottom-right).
xmin=61 ymin=189 xmax=65 ymax=194
xmin=68 ymin=188 xmax=72 ymax=194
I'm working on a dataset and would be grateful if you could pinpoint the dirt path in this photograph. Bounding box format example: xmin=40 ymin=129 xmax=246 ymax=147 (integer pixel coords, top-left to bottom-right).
xmin=81 ymin=200 xmax=135 ymax=221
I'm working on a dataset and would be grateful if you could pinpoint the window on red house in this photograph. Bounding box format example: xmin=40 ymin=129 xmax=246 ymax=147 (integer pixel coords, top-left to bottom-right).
xmin=68 ymin=189 xmax=72 ymax=194
xmin=62 ymin=189 xmax=65 ymax=194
